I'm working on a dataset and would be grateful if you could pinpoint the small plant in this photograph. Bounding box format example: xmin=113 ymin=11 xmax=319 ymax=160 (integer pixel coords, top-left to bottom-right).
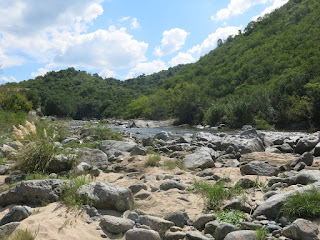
xmin=4 ymin=229 xmax=36 ymax=240
xmin=256 ymin=228 xmax=268 ymax=240
xmin=82 ymin=124 xmax=123 ymax=141
xmin=145 ymin=154 xmax=161 ymax=167
xmin=59 ymin=176 xmax=93 ymax=208
xmin=281 ymin=188 xmax=320 ymax=218
xmin=216 ymin=210 xmax=248 ymax=226
xmin=193 ymin=180 xmax=244 ymax=210
xmin=163 ymin=159 xmax=185 ymax=171
xmin=0 ymin=158 xmax=3 ymax=165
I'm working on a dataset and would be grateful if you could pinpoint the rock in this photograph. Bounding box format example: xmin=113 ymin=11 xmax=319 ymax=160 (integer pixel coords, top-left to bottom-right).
xmin=0 ymin=179 xmax=70 ymax=207
xmin=130 ymin=146 xmax=147 ymax=156
xmin=185 ymin=231 xmax=210 ymax=240
xmin=134 ymin=191 xmax=151 ymax=200
xmin=0 ymin=222 xmax=20 ymax=238
xmin=291 ymin=152 xmax=314 ymax=167
xmin=164 ymin=211 xmax=190 ymax=228
xmin=99 ymin=215 xmax=134 ymax=234
xmin=184 ymin=148 xmax=215 ymax=169
xmin=236 ymin=178 xmax=255 ymax=189
xmin=239 ymin=222 xmax=262 ymax=230
xmin=164 ymin=231 xmax=186 ymax=240
xmin=99 ymin=140 xmax=137 ymax=156
xmin=77 ymin=182 xmax=134 ymax=211
xmin=293 ymin=162 xmax=306 ymax=171
xmin=224 ymin=230 xmax=256 ymax=240
xmin=265 ymin=147 xmax=281 ymax=154
xmin=0 ymin=206 xmax=32 ymax=226
xmin=313 ymin=142 xmax=320 ymax=157
xmin=194 ymin=214 xmax=216 ymax=230
xmin=214 ymin=223 xmax=240 ymax=240
xmin=5 ymin=174 xmax=26 ymax=184
xmin=138 ymin=215 xmax=174 ymax=235
xmin=290 ymin=170 xmax=320 ymax=185
xmin=275 ymin=143 xmax=293 ymax=153
xmin=222 ymin=199 xmax=252 ymax=213
xmin=62 ymin=137 xmax=79 ymax=144
xmin=240 ymin=161 xmax=278 ymax=176
xmin=265 ymin=224 xmax=282 ymax=233
xmin=76 ymin=148 xmax=108 ymax=171
xmin=160 ymin=180 xmax=186 ymax=191
xmin=47 ymin=154 xmax=75 ymax=173
xmin=295 ymin=135 xmax=319 ymax=154
xmin=155 ymin=132 xmax=173 ymax=141
xmin=129 ymin=183 xmax=148 ymax=194
xmin=221 ymin=135 xmax=265 ymax=154
xmin=253 ymin=181 xmax=320 ymax=219
xmin=73 ymin=162 xmax=92 ymax=175
xmin=0 ymin=165 xmax=9 ymax=175
xmin=125 ymin=228 xmax=161 ymax=240
xmin=204 ymin=220 xmax=219 ymax=235
xmin=282 ymin=218 xmax=319 ymax=240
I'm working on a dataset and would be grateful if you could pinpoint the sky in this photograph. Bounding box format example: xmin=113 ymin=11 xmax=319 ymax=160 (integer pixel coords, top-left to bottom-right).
xmin=0 ymin=0 xmax=289 ymax=84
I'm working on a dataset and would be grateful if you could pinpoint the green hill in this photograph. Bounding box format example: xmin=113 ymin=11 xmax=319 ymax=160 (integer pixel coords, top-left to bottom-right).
xmin=5 ymin=0 xmax=320 ymax=129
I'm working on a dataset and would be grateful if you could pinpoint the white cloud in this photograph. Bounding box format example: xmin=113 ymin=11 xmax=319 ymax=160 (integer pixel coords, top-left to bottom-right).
xmin=169 ymin=52 xmax=195 ymax=66
xmin=53 ymin=27 xmax=148 ymax=69
xmin=131 ymin=18 xmax=141 ymax=29
xmin=126 ymin=60 xmax=167 ymax=79
xmin=154 ymin=28 xmax=189 ymax=56
xmin=119 ymin=16 xmax=130 ymax=22
xmin=0 ymin=49 xmax=25 ymax=68
xmin=1 ymin=76 xmax=18 ymax=83
xmin=99 ymin=68 xmax=116 ymax=78
xmin=211 ymin=0 xmax=268 ymax=21
xmin=252 ymin=0 xmax=289 ymax=21
xmin=31 ymin=68 xmax=50 ymax=77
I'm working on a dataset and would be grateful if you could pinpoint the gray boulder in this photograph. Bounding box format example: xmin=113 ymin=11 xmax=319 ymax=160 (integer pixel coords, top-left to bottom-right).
xmin=291 ymin=152 xmax=314 ymax=167
xmin=0 ymin=222 xmax=20 ymax=239
xmin=99 ymin=140 xmax=137 ymax=156
xmin=184 ymin=148 xmax=215 ymax=169
xmin=282 ymin=218 xmax=319 ymax=240
xmin=290 ymin=170 xmax=320 ymax=185
xmin=185 ymin=231 xmax=210 ymax=240
xmin=164 ymin=231 xmax=186 ymax=240
xmin=0 ymin=165 xmax=9 ymax=175
xmin=224 ymin=230 xmax=257 ymax=240
xmin=240 ymin=161 xmax=278 ymax=176
xmin=253 ymin=181 xmax=320 ymax=219
xmin=313 ymin=142 xmax=320 ymax=157
xmin=77 ymin=182 xmax=134 ymax=211
xmin=76 ymin=148 xmax=108 ymax=171
xmin=0 ymin=179 xmax=70 ymax=207
xmin=138 ymin=215 xmax=174 ymax=235
xmin=164 ymin=211 xmax=190 ymax=228
xmin=194 ymin=214 xmax=216 ymax=230
xmin=47 ymin=154 xmax=75 ymax=173
xmin=99 ymin=215 xmax=134 ymax=234
xmin=295 ymin=135 xmax=319 ymax=154
xmin=214 ymin=222 xmax=240 ymax=240
xmin=130 ymin=146 xmax=147 ymax=156
xmin=155 ymin=132 xmax=173 ymax=141
xmin=0 ymin=206 xmax=32 ymax=226
xmin=160 ymin=180 xmax=186 ymax=191
xmin=125 ymin=228 xmax=161 ymax=240
xmin=129 ymin=183 xmax=148 ymax=195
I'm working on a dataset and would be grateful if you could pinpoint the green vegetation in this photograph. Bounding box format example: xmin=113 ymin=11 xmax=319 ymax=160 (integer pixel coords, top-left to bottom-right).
xmin=255 ymin=228 xmax=268 ymax=240
xmin=4 ymin=229 xmax=36 ymax=240
xmin=82 ymin=123 xmax=123 ymax=141
xmin=193 ymin=180 xmax=244 ymax=210
xmin=281 ymin=188 xmax=320 ymax=218
xmin=145 ymin=154 xmax=161 ymax=167
xmin=163 ymin=159 xmax=185 ymax=171
xmin=216 ymin=210 xmax=248 ymax=227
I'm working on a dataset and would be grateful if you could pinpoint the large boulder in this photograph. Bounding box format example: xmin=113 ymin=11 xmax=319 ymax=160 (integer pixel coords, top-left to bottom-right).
xmin=282 ymin=218 xmax=319 ymax=240
xmin=221 ymin=135 xmax=265 ymax=154
xmin=215 ymin=223 xmax=240 ymax=240
xmin=291 ymin=152 xmax=314 ymax=167
xmin=0 ymin=206 xmax=32 ymax=226
xmin=184 ymin=147 xmax=216 ymax=169
xmin=295 ymin=135 xmax=319 ymax=154
xmin=125 ymin=228 xmax=161 ymax=240
xmin=76 ymin=147 xmax=108 ymax=171
xmin=160 ymin=180 xmax=186 ymax=191
xmin=99 ymin=140 xmax=137 ymax=156
xmin=0 ymin=222 xmax=20 ymax=239
xmin=240 ymin=161 xmax=278 ymax=176
xmin=99 ymin=215 xmax=134 ymax=234
xmin=164 ymin=211 xmax=190 ymax=228
xmin=138 ymin=215 xmax=174 ymax=235
xmin=77 ymin=182 xmax=134 ymax=211
xmin=0 ymin=179 xmax=70 ymax=207
xmin=313 ymin=142 xmax=320 ymax=157
xmin=224 ymin=230 xmax=257 ymax=240
xmin=47 ymin=154 xmax=75 ymax=173
xmin=290 ymin=170 xmax=320 ymax=185
xmin=253 ymin=182 xmax=320 ymax=219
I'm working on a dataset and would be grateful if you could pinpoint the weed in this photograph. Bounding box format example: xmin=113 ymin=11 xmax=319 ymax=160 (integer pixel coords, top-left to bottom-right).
xmin=256 ymin=228 xmax=268 ymax=240
xmin=163 ymin=159 xmax=185 ymax=171
xmin=145 ymin=154 xmax=161 ymax=167
xmin=193 ymin=180 xmax=244 ymax=210
xmin=0 ymin=158 xmax=3 ymax=165
xmin=82 ymin=124 xmax=123 ymax=141
xmin=281 ymin=188 xmax=320 ymax=218
xmin=216 ymin=210 xmax=248 ymax=226
xmin=4 ymin=229 xmax=36 ymax=240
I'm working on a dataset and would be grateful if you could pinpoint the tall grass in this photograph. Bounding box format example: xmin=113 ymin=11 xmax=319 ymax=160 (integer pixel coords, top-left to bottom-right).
xmin=4 ymin=229 xmax=36 ymax=240
xmin=145 ymin=154 xmax=161 ymax=167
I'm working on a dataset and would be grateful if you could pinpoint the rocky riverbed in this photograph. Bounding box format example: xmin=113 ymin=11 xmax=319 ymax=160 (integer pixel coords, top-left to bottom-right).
xmin=0 ymin=119 xmax=320 ymax=240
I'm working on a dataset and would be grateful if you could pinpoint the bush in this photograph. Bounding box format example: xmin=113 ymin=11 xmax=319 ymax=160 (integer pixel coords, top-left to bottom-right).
xmin=281 ymin=188 xmax=320 ymax=218
xmin=145 ymin=154 xmax=161 ymax=167
xmin=216 ymin=210 xmax=248 ymax=226
xmin=256 ymin=228 xmax=268 ymax=240
xmin=193 ymin=180 xmax=244 ymax=210
xmin=4 ymin=229 xmax=36 ymax=240
xmin=204 ymin=103 xmax=227 ymax=126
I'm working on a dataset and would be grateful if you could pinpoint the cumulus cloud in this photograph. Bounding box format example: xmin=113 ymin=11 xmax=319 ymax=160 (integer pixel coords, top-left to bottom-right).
xmin=252 ymin=0 xmax=289 ymax=21
xmin=31 ymin=68 xmax=50 ymax=77
xmin=211 ymin=0 xmax=268 ymax=21
xmin=131 ymin=18 xmax=141 ymax=29
xmin=0 ymin=49 xmax=25 ymax=68
xmin=1 ymin=76 xmax=18 ymax=83
xmin=126 ymin=60 xmax=167 ymax=79
xmin=99 ymin=68 xmax=116 ymax=78
xmin=154 ymin=28 xmax=189 ymax=57
xmin=169 ymin=52 xmax=195 ymax=66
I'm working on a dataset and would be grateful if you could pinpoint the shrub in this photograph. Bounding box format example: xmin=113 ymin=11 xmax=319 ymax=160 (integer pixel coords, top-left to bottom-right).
xmin=82 ymin=124 xmax=123 ymax=141
xmin=216 ymin=210 xmax=248 ymax=226
xmin=256 ymin=228 xmax=268 ymax=240
xmin=281 ymin=188 xmax=320 ymax=218
xmin=145 ymin=154 xmax=161 ymax=167
xmin=193 ymin=180 xmax=244 ymax=210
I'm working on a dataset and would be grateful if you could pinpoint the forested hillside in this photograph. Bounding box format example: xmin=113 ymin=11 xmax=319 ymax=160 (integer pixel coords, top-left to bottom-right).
xmin=5 ymin=0 xmax=320 ymax=129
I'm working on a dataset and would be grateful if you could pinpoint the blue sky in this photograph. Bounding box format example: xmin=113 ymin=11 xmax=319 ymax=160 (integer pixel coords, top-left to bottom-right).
xmin=0 ymin=0 xmax=288 ymax=84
